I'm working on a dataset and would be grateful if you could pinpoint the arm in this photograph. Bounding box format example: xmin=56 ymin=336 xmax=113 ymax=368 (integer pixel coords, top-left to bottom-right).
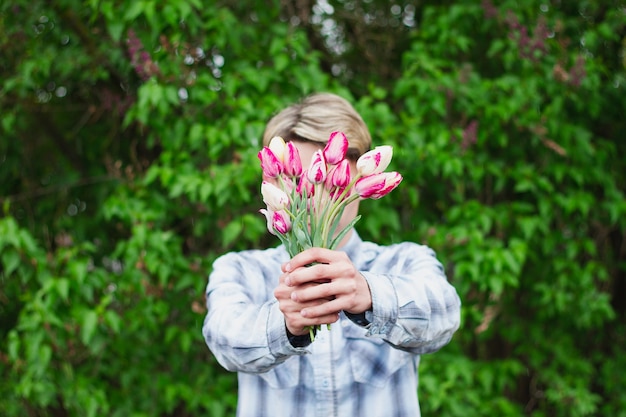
xmin=202 ymin=252 xmax=308 ymax=374
xmin=360 ymin=243 xmax=461 ymax=353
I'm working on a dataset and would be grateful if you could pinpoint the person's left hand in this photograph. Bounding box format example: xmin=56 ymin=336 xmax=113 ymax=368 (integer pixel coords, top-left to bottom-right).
xmin=281 ymin=247 xmax=372 ymax=321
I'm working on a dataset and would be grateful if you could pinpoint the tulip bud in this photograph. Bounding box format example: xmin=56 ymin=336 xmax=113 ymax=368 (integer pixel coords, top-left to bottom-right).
xmin=258 ymin=147 xmax=284 ymax=178
xmin=307 ymin=150 xmax=327 ymax=184
xmin=355 ymin=172 xmax=402 ymax=199
xmin=268 ymin=136 xmax=286 ymax=162
xmin=297 ymin=170 xmax=314 ymax=197
xmin=261 ymin=181 xmax=289 ymax=211
xmin=356 ymin=146 xmax=393 ymax=176
xmin=330 ymin=159 xmax=351 ymax=188
xmin=323 ymin=131 xmax=349 ymax=165
xmin=272 ymin=210 xmax=291 ymax=234
xmin=354 ymin=174 xmax=385 ymax=199
xmin=284 ymin=141 xmax=303 ymax=177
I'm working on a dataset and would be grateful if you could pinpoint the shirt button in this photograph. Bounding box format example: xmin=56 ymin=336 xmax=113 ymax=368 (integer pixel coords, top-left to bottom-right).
xmin=323 ymin=379 xmax=329 ymax=387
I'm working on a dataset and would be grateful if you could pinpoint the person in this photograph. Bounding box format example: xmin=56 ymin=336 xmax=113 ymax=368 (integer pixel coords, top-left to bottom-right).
xmin=202 ymin=92 xmax=461 ymax=417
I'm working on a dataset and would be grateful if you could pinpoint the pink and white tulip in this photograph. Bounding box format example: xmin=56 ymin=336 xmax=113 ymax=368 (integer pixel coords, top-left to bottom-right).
xmin=323 ymin=131 xmax=349 ymax=165
xmin=355 ymin=172 xmax=403 ymax=199
xmin=356 ymin=146 xmax=393 ymax=176
xmin=297 ymin=170 xmax=314 ymax=197
xmin=258 ymin=147 xmax=283 ymax=178
xmin=261 ymin=181 xmax=289 ymax=211
xmin=307 ymin=150 xmax=327 ymax=184
xmin=329 ymin=159 xmax=351 ymax=189
xmin=271 ymin=210 xmax=291 ymax=234
xmin=284 ymin=141 xmax=303 ymax=177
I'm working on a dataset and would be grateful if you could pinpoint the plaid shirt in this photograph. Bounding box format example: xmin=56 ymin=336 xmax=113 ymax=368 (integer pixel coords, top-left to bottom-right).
xmin=203 ymin=231 xmax=461 ymax=417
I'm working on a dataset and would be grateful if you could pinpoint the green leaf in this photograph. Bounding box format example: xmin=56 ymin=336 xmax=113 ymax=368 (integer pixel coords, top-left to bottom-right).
xmin=81 ymin=311 xmax=99 ymax=346
xmin=104 ymin=310 xmax=121 ymax=334
xmin=56 ymin=278 xmax=70 ymax=301
xmin=1 ymin=249 xmax=20 ymax=276
xmin=222 ymin=219 xmax=243 ymax=247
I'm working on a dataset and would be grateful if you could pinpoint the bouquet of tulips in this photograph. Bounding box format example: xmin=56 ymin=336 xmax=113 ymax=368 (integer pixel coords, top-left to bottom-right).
xmin=258 ymin=131 xmax=402 ymax=257
xmin=258 ymin=132 xmax=402 ymax=340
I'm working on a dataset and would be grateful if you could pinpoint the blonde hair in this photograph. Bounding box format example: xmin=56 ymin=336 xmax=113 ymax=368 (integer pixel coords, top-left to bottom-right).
xmin=262 ymin=93 xmax=371 ymax=159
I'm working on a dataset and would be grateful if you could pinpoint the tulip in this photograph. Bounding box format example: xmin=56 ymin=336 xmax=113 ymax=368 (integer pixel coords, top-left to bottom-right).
xmin=323 ymin=131 xmax=349 ymax=165
xmin=370 ymin=172 xmax=402 ymax=199
xmin=307 ymin=150 xmax=327 ymax=184
xmin=272 ymin=210 xmax=291 ymax=234
xmin=258 ymin=147 xmax=283 ymax=178
xmin=261 ymin=181 xmax=289 ymax=211
xmin=354 ymin=174 xmax=385 ymax=199
xmin=329 ymin=159 xmax=351 ymax=188
xmin=268 ymin=136 xmax=286 ymax=162
xmin=356 ymin=146 xmax=393 ymax=176
xmin=297 ymin=170 xmax=314 ymax=197
xmin=355 ymin=172 xmax=402 ymax=199
xmin=284 ymin=141 xmax=303 ymax=177
xmin=259 ymin=208 xmax=276 ymax=235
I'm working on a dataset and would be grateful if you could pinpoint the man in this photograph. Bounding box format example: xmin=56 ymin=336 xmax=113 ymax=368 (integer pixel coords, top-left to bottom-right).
xmin=202 ymin=93 xmax=461 ymax=417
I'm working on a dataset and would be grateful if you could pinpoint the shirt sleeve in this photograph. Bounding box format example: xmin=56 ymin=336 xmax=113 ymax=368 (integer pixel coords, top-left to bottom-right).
xmin=359 ymin=243 xmax=461 ymax=354
xmin=202 ymin=252 xmax=309 ymax=374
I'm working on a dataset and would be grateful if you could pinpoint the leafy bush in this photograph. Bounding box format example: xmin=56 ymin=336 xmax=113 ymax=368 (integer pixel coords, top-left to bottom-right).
xmin=1 ymin=1 xmax=624 ymax=416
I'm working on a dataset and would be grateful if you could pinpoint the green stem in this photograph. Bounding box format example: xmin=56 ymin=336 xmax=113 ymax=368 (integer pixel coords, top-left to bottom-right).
xmin=319 ymin=174 xmax=361 ymax=246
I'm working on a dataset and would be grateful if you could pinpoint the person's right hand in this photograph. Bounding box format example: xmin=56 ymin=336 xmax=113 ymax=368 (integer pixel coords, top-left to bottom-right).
xmin=274 ymin=272 xmax=339 ymax=336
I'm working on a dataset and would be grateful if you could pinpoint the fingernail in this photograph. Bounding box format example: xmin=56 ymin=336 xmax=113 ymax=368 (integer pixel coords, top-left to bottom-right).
xmin=300 ymin=309 xmax=308 ymax=317
xmin=285 ymin=277 xmax=291 ymax=286
xmin=291 ymin=292 xmax=297 ymax=301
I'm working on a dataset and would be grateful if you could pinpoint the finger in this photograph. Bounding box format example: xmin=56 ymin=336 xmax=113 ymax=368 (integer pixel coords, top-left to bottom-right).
xmin=284 ymin=247 xmax=345 ymax=272
xmin=301 ymin=299 xmax=346 ymax=320
xmin=284 ymin=263 xmax=337 ymax=286
xmin=296 ymin=312 xmax=341 ymax=327
xmin=278 ymin=292 xmax=329 ymax=316
xmin=291 ymin=282 xmax=337 ymax=303
xmin=285 ymin=312 xmax=340 ymax=336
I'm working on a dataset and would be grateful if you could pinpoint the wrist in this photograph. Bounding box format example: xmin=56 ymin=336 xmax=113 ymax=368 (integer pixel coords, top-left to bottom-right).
xmin=286 ymin=326 xmax=315 ymax=347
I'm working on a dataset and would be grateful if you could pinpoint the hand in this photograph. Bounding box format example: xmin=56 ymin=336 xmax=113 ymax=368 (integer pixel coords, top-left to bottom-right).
xmin=274 ymin=247 xmax=372 ymax=336
xmin=274 ymin=272 xmax=338 ymax=336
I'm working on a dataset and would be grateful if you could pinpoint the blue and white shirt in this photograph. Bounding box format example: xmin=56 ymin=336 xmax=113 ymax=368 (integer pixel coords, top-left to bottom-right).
xmin=203 ymin=231 xmax=461 ymax=417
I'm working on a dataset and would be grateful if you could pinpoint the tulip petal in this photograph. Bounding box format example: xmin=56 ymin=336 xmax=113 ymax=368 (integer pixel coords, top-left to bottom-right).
xmin=261 ymin=181 xmax=289 ymax=211
xmin=356 ymin=146 xmax=393 ymax=176
xmin=307 ymin=150 xmax=327 ymax=184
xmin=297 ymin=170 xmax=314 ymax=197
xmin=259 ymin=208 xmax=276 ymax=235
xmin=355 ymin=173 xmax=387 ymax=199
xmin=331 ymin=159 xmax=351 ymax=188
xmin=272 ymin=210 xmax=291 ymax=234
xmin=367 ymin=172 xmax=403 ymax=199
xmin=258 ymin=147 xmax=284 ymax=178
xmin=323 ymin=131 xmax=349 ymax=165
xmin=284 ymin=141 xmax=303 ymax=177
xmin=268 ymin=136 xmax=286 ymax=162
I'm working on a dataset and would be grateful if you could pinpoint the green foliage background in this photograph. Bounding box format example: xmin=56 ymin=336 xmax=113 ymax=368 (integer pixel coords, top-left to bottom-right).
xmin=1 ymin=1 xmax=625 ymax=416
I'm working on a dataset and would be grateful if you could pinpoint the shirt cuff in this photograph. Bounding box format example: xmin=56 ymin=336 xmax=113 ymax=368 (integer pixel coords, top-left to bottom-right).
xmin=344 ymin=310 xmax=371 ymax=327
xmin=359 ymin=271 xmax=399 ymax=337
xmin=286 ymin=327 xmax=316 ymax=348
